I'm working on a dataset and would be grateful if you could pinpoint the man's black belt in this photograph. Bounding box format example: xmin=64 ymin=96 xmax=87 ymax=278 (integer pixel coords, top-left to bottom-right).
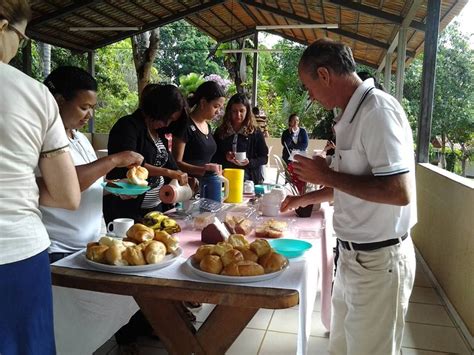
xmin=338 ymin=233 xmax=408 ymax=251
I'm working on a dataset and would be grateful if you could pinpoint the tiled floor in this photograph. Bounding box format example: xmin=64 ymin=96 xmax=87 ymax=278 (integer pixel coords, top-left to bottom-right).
xmin=93 ymin=169 xmax=471 ymax=354
xmin=93 ymin=254 xmax=472 ymax=355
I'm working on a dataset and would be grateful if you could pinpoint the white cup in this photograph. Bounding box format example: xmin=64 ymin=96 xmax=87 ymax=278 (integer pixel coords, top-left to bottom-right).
xmin=234 ymin=151 xmax=247 ymax=162
xmin=244 ymin=180 xmax=255 ymax=194
xmin=107 ymin=218 xmax=134 ymax=237
xmin=261 ymin=203 xmax=280 ymax=217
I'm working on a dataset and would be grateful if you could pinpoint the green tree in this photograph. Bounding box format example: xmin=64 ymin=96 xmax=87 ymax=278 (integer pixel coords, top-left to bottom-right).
xmin=155 ymin=20 xmax=226 ymax=82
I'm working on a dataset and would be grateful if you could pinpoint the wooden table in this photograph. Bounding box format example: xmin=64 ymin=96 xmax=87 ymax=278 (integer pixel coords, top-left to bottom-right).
xmin=51 ymin=205 xmax=331 ymax=355
xmin=52 ymin=266 xmax=299 ymax=355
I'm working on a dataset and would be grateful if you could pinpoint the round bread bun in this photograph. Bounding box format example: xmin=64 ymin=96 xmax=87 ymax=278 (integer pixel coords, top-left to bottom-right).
xmin=154 ymin=230 xmax=179 ymax=253
xmin=234 ymin=246 xmax=259 ymax=263
xmin=199 ymin=254 xmax=223 ymax=274
xmin=227 ymin=234 xmax=249 ymax=248
xmin=258 ymin=251 xmax=288 ymax=273
xmin=221 ymin=261 xmax=264 ymax=276
xmin=86 ymin=243 xmax=109 ymax=263
xmin=211 ymin=242 xmax=234 ymax=257
xmin=144 ymin=241 xmax=167 ymax=264
xmin=126 ymin=223 xmax=154 ymax=243
xmin=249 ymin=239 xmax=271 ymax=257
xmin=122 ymin=246 xmax=146 ymax=266
xmin=193 ymin=244 xmax=214 ymax=263
xmin=126 ymin=166 xmax=149 ymax=186
xmin=236 ymin=260 xmax=265 ymax=276
xmin=105 ymin=244 xmax=127 ymax=266
xmin=221 ymin=249 xmax=244 ymax=267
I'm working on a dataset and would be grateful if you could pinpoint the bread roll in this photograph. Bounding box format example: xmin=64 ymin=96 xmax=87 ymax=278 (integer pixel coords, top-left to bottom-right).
xmin=144 ymin=241 xmax=167 ymax=264
xmin=234 ymin=246 xmax=258 ymax=263
xmin=126 ymin=223 xmax=154 ymax=243
xmin=193 ymin=244 xmax=214 ymax=263
xmin=255 ymin=219 xmax=287 ymax=239
xmin=154 ymin=230 xmax=179 ymax=253
xmin=211 ymin=242 xmax=234 ymax=257
xmin=122 ymin=246 xmax=146 ymax=266
xmin=199 ymin=254 xmax=223 ymax=274
xmin=258 ymin=251 xmax=288 ymax=273
xmin=221 ymin=261 xmax=264 ymax=276
xmin=250 ymin=239 xmax=271 ymax=257
xmin=127 ymin=166 xmax=149 ymax=186
xmin=98 ymin=236 xmax=122 ymax=247
xmin=227 ymin=234 xmax=249 ymax=248
xmin=220 ymin=262 xmax=240 ymax=276
xmin=221 ymin=249 xmax=244 ymax=267
xmin=86 ymin=243 xmax=109 ymax=263
xmin=105 ymin=244 xmax=128 ymax=266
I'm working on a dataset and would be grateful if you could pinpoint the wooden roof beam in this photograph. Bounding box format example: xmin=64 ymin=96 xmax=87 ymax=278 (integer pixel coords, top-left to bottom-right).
xmin=91 ymin=0 xmax=225 ymax=49
xmin=329 ymin=0 xmax=426 ymax=32
xmin=218 ymin=28 xmax=256 ymax=43
xmin=29 ymin=0 xmax=101 ymax=28
xmin=377 ymin=0 xmax=423 ymax=72
xmin=240 ymin=0 xmax=415 ymax=57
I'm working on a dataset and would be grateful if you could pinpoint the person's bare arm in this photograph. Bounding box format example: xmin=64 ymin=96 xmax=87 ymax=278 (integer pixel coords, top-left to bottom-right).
xmin=280 ymin=187 xmax=333 ymax=213
xmin=38 ymin=152 xmax=81 ymax=210
xmin=292 ymin=155 xmax=411 ymax=206
xmin=143 ymin=163 xmax=188 ymax=185
xmin=75 ymin=151 xmax=143 ymax=191
xmin=171 ymin=138 xmax=206 ymax=177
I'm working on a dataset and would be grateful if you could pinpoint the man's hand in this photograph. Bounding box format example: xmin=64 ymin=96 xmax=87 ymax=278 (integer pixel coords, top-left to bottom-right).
xmin=110 ymin=151 xmax=144 ymax=168
xmin=291 ymin=154 xmax=333 ymax=186
xmin=280 ymin=195 xmax=305 ymax=213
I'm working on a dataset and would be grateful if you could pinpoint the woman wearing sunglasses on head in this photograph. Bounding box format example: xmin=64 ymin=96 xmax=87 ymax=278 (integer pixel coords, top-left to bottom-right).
xmin=0 ymin=1 xmax=81 ymax=354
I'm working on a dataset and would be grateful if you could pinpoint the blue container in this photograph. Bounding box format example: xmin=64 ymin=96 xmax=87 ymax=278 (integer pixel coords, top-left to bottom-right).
xmin=268 ymin=239 xmax=312 ymax=258
xmin=200 ymin=171 xmax=223 ymax=202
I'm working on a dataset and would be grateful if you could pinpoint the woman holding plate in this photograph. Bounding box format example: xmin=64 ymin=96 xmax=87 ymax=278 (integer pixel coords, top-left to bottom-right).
xmin=104 ymin=83 xmax=188 ymax=224
xmin=213 ymin=93 xmax=268 ymax=184
xmin=41 ymin=66 xmax=143 ymax=263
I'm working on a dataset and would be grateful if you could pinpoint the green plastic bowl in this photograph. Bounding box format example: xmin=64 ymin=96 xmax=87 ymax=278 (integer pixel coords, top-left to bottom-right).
xmin=268 ymin=239 xmax=312 ymax=259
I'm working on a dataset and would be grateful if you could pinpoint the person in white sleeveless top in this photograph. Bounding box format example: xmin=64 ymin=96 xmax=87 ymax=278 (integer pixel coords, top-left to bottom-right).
xmin=41 ymin=66 xmax=143 ymax=263
xmin=281 ymin=38 xmax=417 ymax=355
xmin=0 ymin=2 xmax=81 ymax=353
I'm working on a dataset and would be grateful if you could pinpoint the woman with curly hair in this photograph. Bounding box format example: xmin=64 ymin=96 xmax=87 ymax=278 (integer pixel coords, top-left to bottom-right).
xmin=213 ymin=93 xmax=268 ymax=184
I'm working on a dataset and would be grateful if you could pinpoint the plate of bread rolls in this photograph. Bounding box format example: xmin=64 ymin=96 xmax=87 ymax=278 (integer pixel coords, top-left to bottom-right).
xmin=84 ymin=224 xmax=182 ymax=273
xmin=187 ymin=235 xmax=289 ymax=283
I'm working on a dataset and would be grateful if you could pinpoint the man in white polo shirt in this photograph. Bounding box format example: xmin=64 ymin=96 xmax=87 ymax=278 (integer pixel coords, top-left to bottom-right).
xmin=281 ymin=38 xmax=417 ymax=355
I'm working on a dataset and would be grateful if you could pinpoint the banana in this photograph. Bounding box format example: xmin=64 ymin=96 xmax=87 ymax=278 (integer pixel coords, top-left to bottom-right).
xmin=142 ymin=211 xmax=181 ymax=234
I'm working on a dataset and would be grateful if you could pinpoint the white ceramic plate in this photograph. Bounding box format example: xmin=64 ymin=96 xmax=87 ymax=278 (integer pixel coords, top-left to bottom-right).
xmin=186 ymin=257 xmax=289 ymax=283
xmin=84 ymin=247 xmax=183 ymax=274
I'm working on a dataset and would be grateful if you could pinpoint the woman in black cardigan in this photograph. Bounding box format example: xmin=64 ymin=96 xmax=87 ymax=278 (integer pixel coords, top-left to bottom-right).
xmin=281 ymin=113 xmax=309 ymax=164
xmin=213 ymin=93 xmax=269 ymax=184
xmin=103 ymin=84 xmax=188 ymax=224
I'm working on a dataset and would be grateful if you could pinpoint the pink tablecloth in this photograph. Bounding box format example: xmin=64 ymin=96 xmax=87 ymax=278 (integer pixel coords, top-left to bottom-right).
xmin=53 ymin=204 xmax=334 ymax=355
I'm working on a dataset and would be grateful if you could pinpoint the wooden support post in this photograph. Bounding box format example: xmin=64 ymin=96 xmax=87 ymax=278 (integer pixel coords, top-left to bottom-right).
xmin=416 ymin=0 xmax=441 ymax=163
xmin=251 ymin=31 xmax=259 ymax=108
xmin=384 ymin=53 xmax=392 ymax=94
xmin=87 ymin=50 xmax=96 ymax=133
xmin=22 ymin=41 xmax=32 ymax=76
xmin=395 ymin=26 xmax=407 ymax=102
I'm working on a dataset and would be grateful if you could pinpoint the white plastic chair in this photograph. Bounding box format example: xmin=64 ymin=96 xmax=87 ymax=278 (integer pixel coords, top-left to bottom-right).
xmin=273 ymin=154 xmax=287 ymax=185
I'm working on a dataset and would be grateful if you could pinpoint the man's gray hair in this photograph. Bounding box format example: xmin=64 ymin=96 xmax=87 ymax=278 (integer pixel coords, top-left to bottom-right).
xmin=299 ymin=39 xmax=356 ymax=79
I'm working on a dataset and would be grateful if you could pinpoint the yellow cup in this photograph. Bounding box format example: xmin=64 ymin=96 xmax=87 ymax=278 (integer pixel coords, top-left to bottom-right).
xmin=223 ymin=168 xmax=244 ymax=203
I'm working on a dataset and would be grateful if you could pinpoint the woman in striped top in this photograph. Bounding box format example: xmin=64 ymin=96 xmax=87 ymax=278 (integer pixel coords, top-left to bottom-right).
xmin=104 ymin=84 xmax=188 ymax=223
